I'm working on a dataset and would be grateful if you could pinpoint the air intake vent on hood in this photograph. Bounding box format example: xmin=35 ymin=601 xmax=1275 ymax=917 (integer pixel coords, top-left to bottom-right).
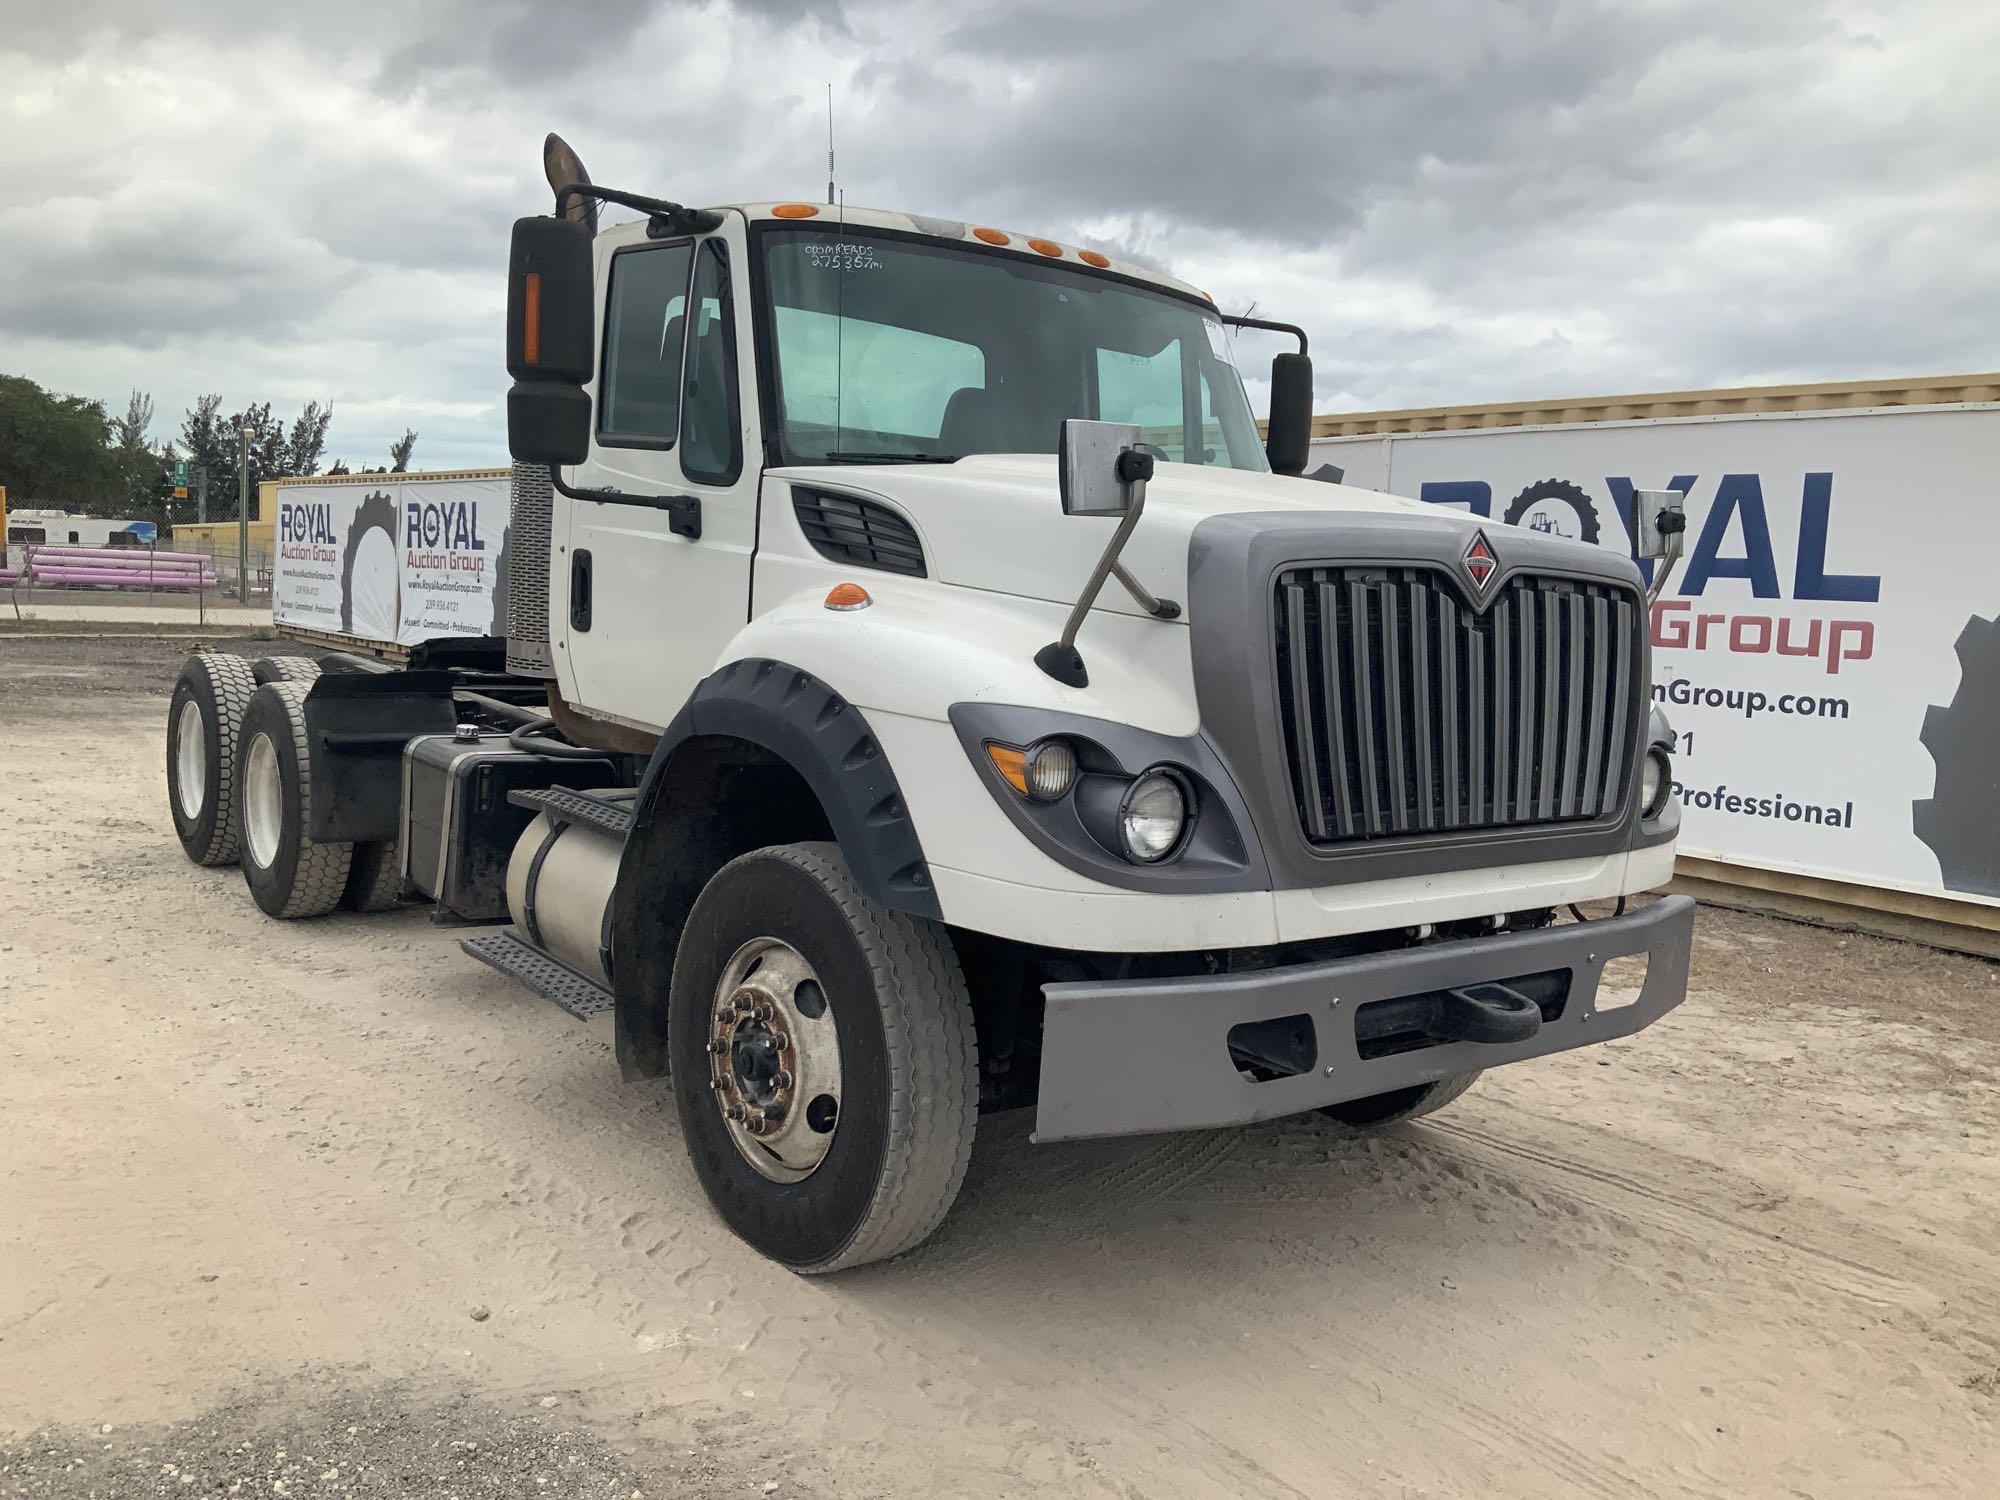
xmin=792 ymin=487 xmax=926 ymax=577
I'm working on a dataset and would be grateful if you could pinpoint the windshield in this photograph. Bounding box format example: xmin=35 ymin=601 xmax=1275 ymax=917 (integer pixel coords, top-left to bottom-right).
xmin=759 ymin=226 xmax=1268 ymax=471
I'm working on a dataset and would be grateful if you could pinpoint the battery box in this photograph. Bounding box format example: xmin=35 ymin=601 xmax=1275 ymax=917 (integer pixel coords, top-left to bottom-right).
xmin=401 ymin=732 xmax=623 ymax=920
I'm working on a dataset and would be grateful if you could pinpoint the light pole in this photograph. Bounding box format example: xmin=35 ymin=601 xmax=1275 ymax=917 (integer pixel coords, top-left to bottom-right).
xmin=237 ymin=427 xmax=252 ymax=604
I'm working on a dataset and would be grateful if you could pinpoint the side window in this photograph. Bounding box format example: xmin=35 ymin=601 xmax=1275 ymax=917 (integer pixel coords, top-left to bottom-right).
xmin=598 ymin=242 xmax=694 ymax=447
xmin=1097 ymin=341 xmax=1186 ymax=461
xmin=679 ymin=240 xmax=741 ymax=485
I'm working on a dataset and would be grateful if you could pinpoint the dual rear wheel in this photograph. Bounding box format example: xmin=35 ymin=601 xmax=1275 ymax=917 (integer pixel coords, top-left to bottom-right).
xmin=167 ymin=653 xmax=400 ymax=916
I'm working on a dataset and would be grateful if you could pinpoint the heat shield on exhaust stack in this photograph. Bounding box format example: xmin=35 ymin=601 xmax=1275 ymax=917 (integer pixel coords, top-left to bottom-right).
xmin=505 ymin=462 xmax=557 ymax=677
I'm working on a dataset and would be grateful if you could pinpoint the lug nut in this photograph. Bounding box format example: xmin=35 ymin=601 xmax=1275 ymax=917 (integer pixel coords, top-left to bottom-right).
xmin=708 ymin=1039 xmax=728 ymax=1054
xmin=723 ymin=1104 xmax=747 ymax=1121
xmin=774 ymin=1070 xmax=793 ymax=1090
xmin=770 ymin=1033 xmax=788 ymax=1052
xmin=754 ymin=1002 xmax=775 ymax=1022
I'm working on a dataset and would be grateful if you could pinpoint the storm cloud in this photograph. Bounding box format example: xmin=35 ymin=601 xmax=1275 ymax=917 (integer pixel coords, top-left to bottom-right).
xmin=0 ymin=0 xmax=1991 ymax=468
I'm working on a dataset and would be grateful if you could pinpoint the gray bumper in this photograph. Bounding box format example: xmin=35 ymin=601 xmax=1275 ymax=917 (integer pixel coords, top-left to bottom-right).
xmin=1034 ymin=895 xmax=1695 ymax=1142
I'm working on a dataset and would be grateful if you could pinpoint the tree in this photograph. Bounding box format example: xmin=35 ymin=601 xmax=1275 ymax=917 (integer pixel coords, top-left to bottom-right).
xmin=0 ymin=374 xmax=116 ymax=505
xmin=174 ymin=394 xmax=330 ymax=516
xmin=110 ymin=389 xmax=154 ymax=451
xmin=389 ymin=428 xmax=418 ymax=472
xmin=108 ymin=389 xmax=170 ymax=510
xmin=283 ymin=401 xmax=332 ymax=477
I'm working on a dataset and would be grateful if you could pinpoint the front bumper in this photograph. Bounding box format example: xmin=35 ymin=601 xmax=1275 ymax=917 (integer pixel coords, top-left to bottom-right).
xmin=1033 ymin=894 xmax=1695 ymax=1141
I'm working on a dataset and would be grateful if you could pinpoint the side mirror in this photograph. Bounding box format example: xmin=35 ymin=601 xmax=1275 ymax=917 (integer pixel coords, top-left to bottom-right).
xmin=506 ymin=216 xmax=596 ymax=467
xmin=1628 ymin=488 xmax=1686 ymax=562
xmin=1264 ymin=352 xmax=1313 ymax=475
xmin=1059 ymin=419 xmax=1146 ymax=516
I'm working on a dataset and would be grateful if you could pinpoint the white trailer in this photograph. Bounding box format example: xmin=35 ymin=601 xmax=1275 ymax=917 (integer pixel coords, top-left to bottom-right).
xmin=162 ymin=136 xmax=1695 ymax=1273
xmin=1308 ymin=377 xmax=2000 ymax=936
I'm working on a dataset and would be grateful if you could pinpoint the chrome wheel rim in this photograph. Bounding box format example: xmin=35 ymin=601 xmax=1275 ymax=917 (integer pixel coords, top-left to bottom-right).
xmin=243 ymin=732 xmax=283 ymax=870
xmin=174 ymin=699 xmax=206 ymax=820
xmin=708 ymin=937 xmax=843 ymax=1182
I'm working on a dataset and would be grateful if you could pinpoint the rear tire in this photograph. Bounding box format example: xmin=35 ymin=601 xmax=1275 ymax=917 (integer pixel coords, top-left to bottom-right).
xmin=343 ymin=839 xmax=404 ymax=912
xmin=1316 ymin=1071 xmax=1482 ymax=1134
xmin=237 ymin=680 xmax=353 ymax=919
xmin=254 ymin=655 xmax=321 ymax=685
xmin=668 ymin=843 xmax=978 ymax=1274
xmin=167 ymin=652 xmax=259 ymax=866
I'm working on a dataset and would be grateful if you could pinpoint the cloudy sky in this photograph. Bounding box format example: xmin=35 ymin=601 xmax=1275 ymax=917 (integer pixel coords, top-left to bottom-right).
xmin=1 ymin=0 xmax=1993 ymax=471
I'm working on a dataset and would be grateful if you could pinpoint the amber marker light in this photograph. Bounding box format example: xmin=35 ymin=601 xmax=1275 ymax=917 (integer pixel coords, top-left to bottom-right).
xmin=824 ymin=582 xmax=872 ymax=611
xmin=972 ymin=227 xmax=1009 ymax=245
xmin=1078 ymin=250 xmax=1110 ymax=268
xmin=985 ymin=744 xmax=1030 ymax=796
xmin=522 ymin=273 xmax=542 ymax=364
xmin=773 ymin=203 xmax=820 ymax=218
xmin=1027 ymin=238 xmax=1064 ymax=257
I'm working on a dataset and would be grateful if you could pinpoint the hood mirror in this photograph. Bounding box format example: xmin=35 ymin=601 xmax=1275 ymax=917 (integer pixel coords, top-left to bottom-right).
xmin=1630 ymin=487 xmax=1689 ymax=605
xmin=1038 ymin=420 xmax=1181 ymax=688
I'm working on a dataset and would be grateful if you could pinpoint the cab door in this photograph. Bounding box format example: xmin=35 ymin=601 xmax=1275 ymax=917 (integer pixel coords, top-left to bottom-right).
xmin=557 ymin=219 xmax=756 ymax=731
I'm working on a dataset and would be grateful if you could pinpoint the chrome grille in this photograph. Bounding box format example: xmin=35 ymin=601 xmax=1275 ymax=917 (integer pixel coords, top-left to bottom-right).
xmin=1273 ymin=565 xmax=1640 ymax=844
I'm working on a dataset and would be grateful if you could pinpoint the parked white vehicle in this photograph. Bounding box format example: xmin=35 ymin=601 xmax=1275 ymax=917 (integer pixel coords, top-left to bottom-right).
xmin=165 ymin=137 xmax=1693 ymax=1272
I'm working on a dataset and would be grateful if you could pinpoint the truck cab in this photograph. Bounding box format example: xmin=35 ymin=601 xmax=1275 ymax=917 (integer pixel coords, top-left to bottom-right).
xmin=168 ymin=149 xmax=1692 ymax=1275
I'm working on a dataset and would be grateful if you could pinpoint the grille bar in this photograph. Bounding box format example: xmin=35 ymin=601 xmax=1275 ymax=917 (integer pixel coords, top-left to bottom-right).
xmin=1273 ymin=564 xmax=1643 ymax=847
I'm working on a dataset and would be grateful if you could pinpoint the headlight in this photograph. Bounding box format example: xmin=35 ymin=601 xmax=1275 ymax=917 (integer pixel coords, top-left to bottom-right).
xmin=1642 ymin=749 xmax=1672 ymax=818
xmin=1118 ymin=769 xmax=1189 ymax=863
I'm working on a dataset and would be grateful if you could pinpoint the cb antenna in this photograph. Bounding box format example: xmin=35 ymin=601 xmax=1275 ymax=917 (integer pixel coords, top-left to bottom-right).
xmin=826 ymin=83 xmax=836 ymax=205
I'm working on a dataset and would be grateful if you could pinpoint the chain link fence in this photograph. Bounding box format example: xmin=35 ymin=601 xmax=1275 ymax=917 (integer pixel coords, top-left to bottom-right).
xmin=3 ymin=534 xmax=274 ymax=626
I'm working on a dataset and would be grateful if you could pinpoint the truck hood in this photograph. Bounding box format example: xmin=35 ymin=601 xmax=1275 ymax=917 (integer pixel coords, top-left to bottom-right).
xmin=767 ymin=454 xmax=1457 ymax=622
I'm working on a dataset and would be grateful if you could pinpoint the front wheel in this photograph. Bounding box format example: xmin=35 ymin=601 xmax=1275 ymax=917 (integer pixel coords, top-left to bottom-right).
xmin=668 ymin=843 xmax=978 ymax=1274
xmin=1316 ymin=1071 xmax=1482 ymax=1134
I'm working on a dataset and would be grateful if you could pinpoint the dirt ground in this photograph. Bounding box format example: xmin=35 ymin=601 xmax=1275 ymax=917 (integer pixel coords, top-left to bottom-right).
xmin=2 ymin=631 xmax=1996 ymax=1499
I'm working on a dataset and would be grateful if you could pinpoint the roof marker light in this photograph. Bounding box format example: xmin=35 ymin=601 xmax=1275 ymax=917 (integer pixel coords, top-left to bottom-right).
xmin=773 ymin=203 xmax=820 ymax=218
xmin=1027 ymin=238 xmax=1064 ymax=257
xmin=824 ymin=582 xmax=872 ymax=611
xmin=1078 ymin=250 xmax=1110 ymax=268
xmin=972 ymin=227 xmax=1009 ymax=245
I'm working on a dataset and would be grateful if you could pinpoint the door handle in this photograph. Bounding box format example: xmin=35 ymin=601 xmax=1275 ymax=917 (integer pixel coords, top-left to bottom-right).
xmin=570 ymin=549 xmax=593 ymax=631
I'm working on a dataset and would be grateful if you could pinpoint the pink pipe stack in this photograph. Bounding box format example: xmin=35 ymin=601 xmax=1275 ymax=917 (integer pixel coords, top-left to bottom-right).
xmin=20 ymin=545 xmax=219 ymax=589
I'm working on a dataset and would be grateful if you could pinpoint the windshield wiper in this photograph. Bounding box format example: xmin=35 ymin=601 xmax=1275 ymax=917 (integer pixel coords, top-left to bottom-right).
xmin=821 ymin=450 xmax=959 ymax=464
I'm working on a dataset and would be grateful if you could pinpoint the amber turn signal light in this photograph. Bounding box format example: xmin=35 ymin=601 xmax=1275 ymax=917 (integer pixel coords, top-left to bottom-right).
xmin=824 ymin=582 xmax=871 ymax=611
xmin=986 ymin=744 xmax=1030 ymax=795
xmin=522 ymin=273 xmax=542 ymax=365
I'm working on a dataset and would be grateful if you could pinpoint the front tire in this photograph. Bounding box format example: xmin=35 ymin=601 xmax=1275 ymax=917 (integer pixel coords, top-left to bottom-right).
xmin=167 ymin=652 xmax=259 ymax=866
xmin=1317 ymin=1071 xmax=1482 ymax=1134
xmin=668 ymin=843 xmax=978 ymax=1274
xmin=237 ymin=680 xmax=353 ymax=919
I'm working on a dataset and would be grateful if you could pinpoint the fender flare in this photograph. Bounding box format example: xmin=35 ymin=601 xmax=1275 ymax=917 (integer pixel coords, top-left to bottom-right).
xmin=609 ymin=659 xmax=939 ymax=1077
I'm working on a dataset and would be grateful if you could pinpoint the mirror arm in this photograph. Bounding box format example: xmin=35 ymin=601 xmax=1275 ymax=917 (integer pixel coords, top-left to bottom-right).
xmin=548 ymin=469 xmax=703 ymax=540
xmin=551 ymin=181 xmax=722 ymax=238
xmin=1218 ymin=314 xmax=1308 ymax=356
xmin=1036 ymin=468 xmax=1177 ymax=688
xmin=1110 ymin=560 xmax=1180 ymax=620
xmin=1644 ymin=512 xmax=1686 ymax=607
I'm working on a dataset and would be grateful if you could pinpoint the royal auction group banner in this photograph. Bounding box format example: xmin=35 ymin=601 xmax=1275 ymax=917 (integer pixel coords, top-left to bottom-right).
xmin=273 ymin=474 xmax=511 ymax=649
xmin=1312 ymin=405 xmax=2000 ymax=907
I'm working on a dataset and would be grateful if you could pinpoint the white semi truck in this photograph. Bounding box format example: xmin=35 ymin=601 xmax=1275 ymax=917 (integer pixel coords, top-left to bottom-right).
xmin=164 ymin=138 xmax=1694 ymax=1272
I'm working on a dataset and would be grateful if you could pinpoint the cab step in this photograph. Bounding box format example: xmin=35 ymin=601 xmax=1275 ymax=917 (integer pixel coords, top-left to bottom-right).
xmin=507 ymin=785 xmax=635 ymax=839
xmin=461 ymin=928 xmax=615 ymax=1019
